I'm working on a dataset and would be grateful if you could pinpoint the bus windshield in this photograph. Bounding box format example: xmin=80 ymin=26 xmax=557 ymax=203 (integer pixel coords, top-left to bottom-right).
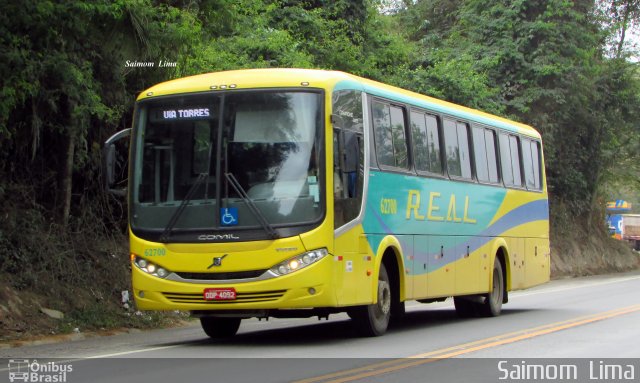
xmin=130 ymin=90 xmax=324 ymax=241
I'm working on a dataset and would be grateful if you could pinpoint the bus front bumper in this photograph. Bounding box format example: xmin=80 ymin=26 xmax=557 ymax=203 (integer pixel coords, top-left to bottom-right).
xmin=131 ymin=255 xmax=339 ymax=311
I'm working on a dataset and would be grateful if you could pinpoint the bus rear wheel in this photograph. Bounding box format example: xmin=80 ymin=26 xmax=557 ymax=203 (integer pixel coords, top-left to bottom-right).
xmin=479 ymin=258 xmax=504 ymax=317
xmin=454 ymin=258 xmax=504 ymax=318
xmin=200 ymin=317 xmax=241 ymax=339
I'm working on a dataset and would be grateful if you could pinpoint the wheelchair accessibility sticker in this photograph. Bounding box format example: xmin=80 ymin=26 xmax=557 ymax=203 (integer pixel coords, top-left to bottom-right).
xmin=220 ymin=208 xmax=238 ymax=226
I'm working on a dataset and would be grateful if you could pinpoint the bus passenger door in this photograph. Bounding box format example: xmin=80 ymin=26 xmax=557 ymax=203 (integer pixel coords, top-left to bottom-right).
xmin=333 ymin=128 xmax=364 ymax=228
xmin=332 ymin=125 xmax=366 ymax=304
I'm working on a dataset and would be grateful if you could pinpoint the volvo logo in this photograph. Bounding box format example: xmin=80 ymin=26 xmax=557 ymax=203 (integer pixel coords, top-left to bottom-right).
xmin=198 ymin=234 xmax=240 ymax=241
xmin=207 ymin=254 xmax=228 ymax=269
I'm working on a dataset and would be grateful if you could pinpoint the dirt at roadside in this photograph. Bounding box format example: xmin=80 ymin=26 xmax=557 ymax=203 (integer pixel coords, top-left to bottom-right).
xmin=0 ymin=283 xmax=54 ymax=342
xmin=551 ymin=231 xmax=640 ymax=277
xmin=0 ymin=277 xmax=190 ymax=345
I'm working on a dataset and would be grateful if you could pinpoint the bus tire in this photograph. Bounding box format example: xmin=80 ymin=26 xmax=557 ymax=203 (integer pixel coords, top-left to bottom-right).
xmin=200 ymin=317 xmax=241 ymax=339
xmin=479 ymin=258 xmax=504 ymax=317
xmin=351 ymin=263 xmax=391 ymax=336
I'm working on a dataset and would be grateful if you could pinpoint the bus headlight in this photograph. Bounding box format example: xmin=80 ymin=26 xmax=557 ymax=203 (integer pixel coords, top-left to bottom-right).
xmin=269 ymin=248 xmax=328 ymax=276
xmin=133 ymin=256 xmax=171 ymax=279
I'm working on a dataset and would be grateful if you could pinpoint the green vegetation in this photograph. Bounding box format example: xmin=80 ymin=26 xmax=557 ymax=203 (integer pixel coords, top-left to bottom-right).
xmin=1 ymin=0 xmax=638 ymax=339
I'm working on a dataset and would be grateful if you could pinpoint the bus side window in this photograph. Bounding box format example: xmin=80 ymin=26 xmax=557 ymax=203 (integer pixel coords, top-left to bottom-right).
xmin=531 ymin=141 xmax=542 ymax=189
xmin=444 ymin=119 xmax=472 ymax=180
xmin=333 ymin=130 xmax=344 ymax=197
xmin=411 ymin=111 xmax=442 ymax=175
xmin=343 ymin=130 xmax=360 ymax=198
xmin=509 ymin=135 xmax=522 ymax=186
xmin=498 ymin=133 xmax=513 ymax=186
xmin=334 ymin=128 xmax=363 ymax=226
xmin=499 ymin=133 xmax=523 ymax=188
xmin=472 ymin=126 xmax=499 ymax=184
xmin=522 ymin=139 xmax=542 ymax=190
xmin=485 ymin=129 xmax=499 ymax=183
xmin=389 ymin=106 xmax=408 ymax=168
xmin=373 ymin=101 xmax=394 ymax=167
xmin=332 ymin=90 xmax=365 ymax=228
xmin=456 ymin=122 xmax=472 ymax=179
xmin=334 ymin=129 xmax=361 ymax=197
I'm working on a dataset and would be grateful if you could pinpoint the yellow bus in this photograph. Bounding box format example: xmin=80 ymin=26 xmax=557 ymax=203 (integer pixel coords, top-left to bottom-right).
xmin=104 ymin=69 xmax=549 ymax=337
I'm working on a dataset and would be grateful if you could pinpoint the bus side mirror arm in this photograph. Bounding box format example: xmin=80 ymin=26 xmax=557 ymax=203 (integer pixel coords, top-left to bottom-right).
xmin=103 ymin=128 xmax=131 ymax=196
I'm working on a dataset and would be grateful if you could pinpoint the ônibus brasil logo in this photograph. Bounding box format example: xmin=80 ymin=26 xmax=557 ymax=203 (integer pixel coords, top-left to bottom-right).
xmin=8 ymin=359 xmax=73 ymax=383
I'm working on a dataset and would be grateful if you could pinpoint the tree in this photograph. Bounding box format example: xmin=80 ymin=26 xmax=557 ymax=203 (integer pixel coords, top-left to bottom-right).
xmin=599 ymin=0 xmax=640 ymax=58
xmin=398 ymin=0 xmax=640 ymax=222
xmin=0 ymin=0 xmax=203 ymax=226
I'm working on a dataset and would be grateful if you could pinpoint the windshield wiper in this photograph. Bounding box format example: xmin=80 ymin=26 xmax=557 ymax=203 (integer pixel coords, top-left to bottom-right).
xmin=224 ymin=172 xmax=279 ymax=239
xmin=160 ymin=172 xmax=208 ymax=242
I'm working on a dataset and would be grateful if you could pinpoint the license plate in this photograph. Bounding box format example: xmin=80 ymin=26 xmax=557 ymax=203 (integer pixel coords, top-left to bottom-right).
xmin=203 ymin=288 xmax=236 ymax=301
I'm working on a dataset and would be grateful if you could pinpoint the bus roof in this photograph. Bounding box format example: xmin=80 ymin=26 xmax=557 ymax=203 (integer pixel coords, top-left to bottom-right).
xmin=138 ymin=68 xmax=540 ymax=139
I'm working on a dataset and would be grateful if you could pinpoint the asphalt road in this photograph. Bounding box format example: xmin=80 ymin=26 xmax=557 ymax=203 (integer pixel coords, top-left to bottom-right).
xmin=2 ymin=271 xmax=639 ymax=382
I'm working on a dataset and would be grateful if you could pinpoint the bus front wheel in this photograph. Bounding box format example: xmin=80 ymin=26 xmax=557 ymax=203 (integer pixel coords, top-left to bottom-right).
xmin=351 ymin=263 xmax=391 ymax=336
xmin=200 ymin=317 xmax=241 ymax=339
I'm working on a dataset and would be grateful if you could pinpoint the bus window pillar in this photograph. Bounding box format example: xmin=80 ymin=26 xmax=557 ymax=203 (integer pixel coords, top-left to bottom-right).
xmin=343 ymin=130 xmax=359 ymax=198
xmin=153 ymin=143 xmax=175 ymax=203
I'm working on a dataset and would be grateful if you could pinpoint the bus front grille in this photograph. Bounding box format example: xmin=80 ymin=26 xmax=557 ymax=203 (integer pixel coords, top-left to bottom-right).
xmin=175 ymin=269 xmax=267 ymax=280
xmin=162 ymin=290 xmax=287 ymax=304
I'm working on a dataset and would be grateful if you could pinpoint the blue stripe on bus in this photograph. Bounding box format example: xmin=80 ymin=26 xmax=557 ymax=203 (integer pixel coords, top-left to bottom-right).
xmin=419 ymin=199 xmax=549 ymax=274
xmin=479 ymin=198 xmax=549 ymax=237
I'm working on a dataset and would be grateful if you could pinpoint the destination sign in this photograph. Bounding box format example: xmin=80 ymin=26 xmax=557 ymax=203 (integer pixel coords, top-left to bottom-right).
xmin=150 ymin=107 xmax=213 ymax=122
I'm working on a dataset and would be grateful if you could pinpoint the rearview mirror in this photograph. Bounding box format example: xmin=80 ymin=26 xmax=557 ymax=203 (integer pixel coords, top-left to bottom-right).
xmin=103 ymin=128 xmax=131 ymax=196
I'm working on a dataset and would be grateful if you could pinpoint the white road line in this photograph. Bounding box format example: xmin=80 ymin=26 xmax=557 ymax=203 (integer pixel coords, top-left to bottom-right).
xmin=0 ymin=345 xmax=184 ymax=372
xmin=406 ymin=274 xmax=640 ymax=309
xmin=85 ymin=344 xmax=184 ymax=358
xmin=511 ymin=274 xmax=640 ymax=298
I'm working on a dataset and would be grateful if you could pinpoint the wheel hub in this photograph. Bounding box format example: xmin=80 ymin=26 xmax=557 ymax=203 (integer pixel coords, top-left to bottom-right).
xmin=377 ymin=280 xmax=391 ymax=315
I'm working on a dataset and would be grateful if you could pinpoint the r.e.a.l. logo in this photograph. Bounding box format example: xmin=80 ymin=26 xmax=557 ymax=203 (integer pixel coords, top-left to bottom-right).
xmin=8 ymin=359 xmax=73 ymax=382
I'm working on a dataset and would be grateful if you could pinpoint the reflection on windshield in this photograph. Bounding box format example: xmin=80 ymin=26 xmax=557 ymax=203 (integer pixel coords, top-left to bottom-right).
xmin=224 ymin=92 xmax=321 ymax=220
xmin=131 ymin=91 xmax=323 ymax=237
xmin=228 ymin=142 xmax=311 ymax=215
